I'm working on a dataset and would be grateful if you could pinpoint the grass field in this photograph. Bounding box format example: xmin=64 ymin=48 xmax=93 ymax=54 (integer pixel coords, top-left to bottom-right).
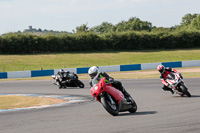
xmin=0 ymin=49 xmax=200 ymax=72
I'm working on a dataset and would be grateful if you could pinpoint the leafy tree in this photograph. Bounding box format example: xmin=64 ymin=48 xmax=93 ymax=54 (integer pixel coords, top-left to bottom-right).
xmin=115 ymin=20 xmax=127 ymax=32
xmin=75 ymin=23 xmax=89 ymax=33
xmin=90 ymin=22 xmax=115 ymax=33
xmin=38 ymin=28 xmax=42 ymax=32
xmin=115 ymin=17 xmax=152 ymax=32
xmin=181 ymin=13 xmax=198 ymax=26
xmin=191 ymin=14 xmax=200 ymax=30
xmin=176 ymin=13 xmax=199 ymax=31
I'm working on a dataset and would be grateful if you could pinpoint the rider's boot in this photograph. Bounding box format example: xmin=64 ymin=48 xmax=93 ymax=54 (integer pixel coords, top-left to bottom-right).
xmin=170 ymin=89 xmax=174 ymax=95
xmin=123 ymin=89 xmax=130 ymax=97
xmin=58 ymin=82 xmax=62 ymax=89
xmin=121 ymin=88 xmax=131 ymax=101
xmin=162 ymin=86 xmax=174 ymax=95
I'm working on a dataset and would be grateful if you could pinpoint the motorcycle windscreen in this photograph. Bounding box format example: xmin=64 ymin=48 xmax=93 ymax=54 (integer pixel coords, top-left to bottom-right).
xmin=91 ymin=77 xmax=102 ymax=87
xmin=167 ymin=73 xmax=175 ymax=80
xmin=105 ymin=86 xmax=124 ymax=103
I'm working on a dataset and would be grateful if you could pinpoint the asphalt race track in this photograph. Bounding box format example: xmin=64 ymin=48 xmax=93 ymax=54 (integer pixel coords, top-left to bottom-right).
xmin=0 ymin=78 xmax=200 ymax=133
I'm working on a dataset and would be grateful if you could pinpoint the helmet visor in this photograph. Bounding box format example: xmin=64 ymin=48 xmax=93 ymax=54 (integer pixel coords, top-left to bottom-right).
xmin=89 ymin=71 xmax=98 ymax=79
xmin=158 ymin=68 xmax=164 ymax=74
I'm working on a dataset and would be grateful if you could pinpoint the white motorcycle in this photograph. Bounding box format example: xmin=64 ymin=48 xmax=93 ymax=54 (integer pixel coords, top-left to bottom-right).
xmin=166 ymin=72 xmax=191 ymax=97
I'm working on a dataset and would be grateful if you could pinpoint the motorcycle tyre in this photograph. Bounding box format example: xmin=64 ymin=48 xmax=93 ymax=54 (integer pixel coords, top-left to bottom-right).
xmin=101 ymin=96 xmax=119 ymax=116
xmin=180 ymin=85 xmax=191 ymax=97
xmin=128 ymin=97 xmax=137 ymax=113
xmin=78 ymin=80 xmax=84 ymax=88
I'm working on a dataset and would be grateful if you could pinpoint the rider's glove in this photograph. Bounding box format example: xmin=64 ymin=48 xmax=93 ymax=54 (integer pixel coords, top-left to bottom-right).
xmin=179 ymin=73 xmax=183 ymax=79
xmin=109 ymin=78 xmax=114 ymax=83
xmin=165 ymin=83 xmax=169 ymax=86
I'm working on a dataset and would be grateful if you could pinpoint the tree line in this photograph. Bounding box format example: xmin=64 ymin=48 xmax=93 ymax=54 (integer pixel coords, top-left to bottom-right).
xmin=0 ymin=13 xmax=200 ymax=54
xmin=75 ymin=13 xmax=200 ymax=33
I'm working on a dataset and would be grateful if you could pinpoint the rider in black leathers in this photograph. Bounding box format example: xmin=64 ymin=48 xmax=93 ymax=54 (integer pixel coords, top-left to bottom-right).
xmin=57 ymin=69 xmax=70 ymax=88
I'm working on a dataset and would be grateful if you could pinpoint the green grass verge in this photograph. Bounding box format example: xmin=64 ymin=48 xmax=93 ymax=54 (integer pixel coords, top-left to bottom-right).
xmin=0 ymin=49 xmax=200 ymax=72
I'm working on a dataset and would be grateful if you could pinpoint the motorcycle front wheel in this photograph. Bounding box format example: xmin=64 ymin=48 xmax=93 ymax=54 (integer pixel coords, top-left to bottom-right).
xmin=128 ymin=97 xmax=137 ymax=113
xmin=101 ymin=96 xmax=119 ymax=116
xmin=78 ymin=80 xmax=84 ymax=88
xmin=179 ymin=85 xmax=191 ymax=97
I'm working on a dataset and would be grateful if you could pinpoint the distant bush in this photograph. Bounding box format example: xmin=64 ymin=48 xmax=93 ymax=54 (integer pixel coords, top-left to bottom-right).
xmin=0 ymin=31 xmax=200 ymax=54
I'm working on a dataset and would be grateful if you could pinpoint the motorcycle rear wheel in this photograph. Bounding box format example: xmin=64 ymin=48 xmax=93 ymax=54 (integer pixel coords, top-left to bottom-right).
xmin=180 ymin=85 xmax=191 ymax=97
xmin=101 ymin=96 xmax=119 ymax=116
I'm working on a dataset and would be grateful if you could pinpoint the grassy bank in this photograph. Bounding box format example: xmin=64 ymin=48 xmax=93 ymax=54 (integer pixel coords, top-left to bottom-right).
xmin=0 ymin=95 xmax=68 ymax=110
xmin=0 ymin=49 xmax=200 ymax=72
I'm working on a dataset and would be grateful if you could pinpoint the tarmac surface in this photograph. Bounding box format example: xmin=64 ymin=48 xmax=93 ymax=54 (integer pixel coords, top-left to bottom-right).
xmin=0 ymin=78 xmax=200 ymax=133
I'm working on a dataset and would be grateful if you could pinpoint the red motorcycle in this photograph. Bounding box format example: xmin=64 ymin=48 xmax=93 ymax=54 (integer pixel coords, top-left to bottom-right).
xmin=90 ymin=77 xmax=137 ymax=116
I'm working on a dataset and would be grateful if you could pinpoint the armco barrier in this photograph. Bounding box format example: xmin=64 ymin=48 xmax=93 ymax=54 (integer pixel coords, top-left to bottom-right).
xmin=120 ymin=64 xmax=141 ymax=71
xmin=31 ymin=70 xmax=54 ymax=77
xmin=1 ymin=60 xmax=200 ymax=79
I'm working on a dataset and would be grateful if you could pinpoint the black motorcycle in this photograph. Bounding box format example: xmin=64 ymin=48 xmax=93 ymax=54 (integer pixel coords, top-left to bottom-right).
xmin=52 ymin=72 xmax=84 ymax=89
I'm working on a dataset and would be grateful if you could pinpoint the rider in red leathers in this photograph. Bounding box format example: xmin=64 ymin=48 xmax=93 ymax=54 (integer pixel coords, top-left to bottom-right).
xmin=157 ymin=64 xmax=182 ymax=94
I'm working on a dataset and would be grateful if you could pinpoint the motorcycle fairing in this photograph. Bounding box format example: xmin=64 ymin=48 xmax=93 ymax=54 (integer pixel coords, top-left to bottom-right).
xmin=91 ymin=77 xmax=124 ymax=103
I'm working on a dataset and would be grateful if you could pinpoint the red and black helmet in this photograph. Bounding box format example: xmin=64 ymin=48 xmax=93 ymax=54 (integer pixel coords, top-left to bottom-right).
xmin=157 ymin=64 xmax=165 ymax=74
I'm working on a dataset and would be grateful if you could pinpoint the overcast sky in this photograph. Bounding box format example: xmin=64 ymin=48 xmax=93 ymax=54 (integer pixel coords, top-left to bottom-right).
xmin=0 ymin=0 xmax=199 ymax=34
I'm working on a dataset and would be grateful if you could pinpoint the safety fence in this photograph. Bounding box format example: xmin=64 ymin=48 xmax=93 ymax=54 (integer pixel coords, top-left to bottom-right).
xmin=0 ymin=60 xmax=200 ymax=79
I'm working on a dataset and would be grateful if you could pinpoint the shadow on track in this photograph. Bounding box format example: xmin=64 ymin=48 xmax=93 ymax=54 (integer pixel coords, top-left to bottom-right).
xmin=53 ymin=87 xmax=88 ymax=90
xmin=171 ymin=95 xmax=200 ymax=98
xmin=118 ymin=111 xmax=157 ymax=116
xmin=190 ymin=95 xmax=200 ymax=98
